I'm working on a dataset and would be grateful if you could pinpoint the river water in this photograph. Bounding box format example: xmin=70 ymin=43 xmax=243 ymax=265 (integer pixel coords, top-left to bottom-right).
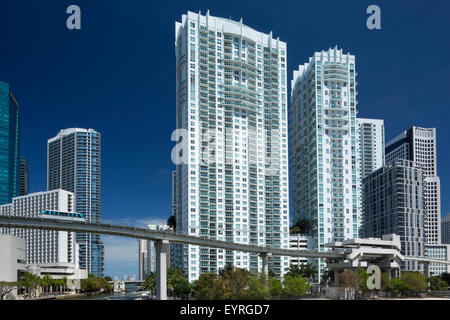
xmin=68 ymin=283 xmax=150 ymax=300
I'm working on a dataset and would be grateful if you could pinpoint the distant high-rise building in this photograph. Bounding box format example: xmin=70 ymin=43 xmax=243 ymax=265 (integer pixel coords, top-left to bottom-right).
xmin=362 ymin=159 xmax=425 ymax=272
xmin=289 ymin=234 xmax=311 ymax=268
xmin=442 ymin=214 xmax=450 ymax=244
xmin=357 ymin=118 xmax=385 ymax=178
xmin=174 ymin=11 xmax=290 ymax=282
xmin=0 ymin=81 xmax=20 ymax=205
xmin=20 ymin=156 xmax=28 ymax=196
xmin=386 ymin=126 xmax=441 ymax=244
xmin=47 ymin=128 xmax=104 ymax=276
xmin=138 ymin=239 xmax=148 ymax=281
xmin=139 ymin=224 xmax=170 ymax=280
xmin=0 ymin=190 xmax=78 ymax=265
xmin=290 ymin=48 xmax=359 ymax=281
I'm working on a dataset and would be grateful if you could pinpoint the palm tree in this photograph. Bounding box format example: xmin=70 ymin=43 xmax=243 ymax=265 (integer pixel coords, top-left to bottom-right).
xmin=300 ymin=263 xmax=317 ymax=282
xmin=285 ymin=264 xmax=303 ymax=277
xmin=322 ymin=269 xmax=335 ymax=286
xmin=41 ymin=275 xmax=53 ymax=296
xmin=62 ymin=277 xmax=68 ymax=295
xmin=20 ymin=272 xmax=40 ymax=299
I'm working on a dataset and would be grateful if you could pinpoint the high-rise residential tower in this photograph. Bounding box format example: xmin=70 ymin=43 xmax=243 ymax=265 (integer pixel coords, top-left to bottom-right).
xmin=386 ymin=126 xmax=441 ymax=245
xmin=20 ymin=156 xmax=29 ymax=196
xmin=174 ymin=11 xmax=290 ymax=282
xmin=47 ymin=128 xmax=104 ymax=277
xmin=290 ymin=48 xmax=359 ymax=281
xmin=362 ymin=159 xmax=426 ymax=272
xmin=0 ymin=190 xmax=78 ymax=266
xmin=357 ymin=118 xmax=385 ymax=178
xmin=0 ymin=81 xmax=20 ymax=205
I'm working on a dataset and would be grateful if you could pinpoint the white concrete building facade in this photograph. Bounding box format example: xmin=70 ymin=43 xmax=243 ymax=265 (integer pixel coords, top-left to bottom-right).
xmin=0 ymin=190 xmax=78 ymax=266
xmin=290 ymin=47 xmax=359 ymax=281
xmin=0 ymin=235 xmax=26 ymax=299
xmin=425 ymin=244 xmax=450 ymax=276
xmin=174 ymin=11 xmax=289 ymax=282
xmin=289 ymin=234 xmax=311 ymax=268
xmin=357 ymin=118 xmax=385 ymax=179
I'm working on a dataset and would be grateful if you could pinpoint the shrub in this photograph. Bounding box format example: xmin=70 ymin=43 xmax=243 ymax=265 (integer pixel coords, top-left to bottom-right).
xmin=281 ymin=275 xmax=309 ymax=298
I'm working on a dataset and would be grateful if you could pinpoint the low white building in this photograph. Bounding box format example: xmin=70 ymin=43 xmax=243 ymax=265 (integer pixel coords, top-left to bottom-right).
xmin=425 ymin=244 xmax=450 ymax=276
xmin=26 ymin=262 xmax=88 ymax=293
xmin=0 ymin=235 xmax=27 ymax=299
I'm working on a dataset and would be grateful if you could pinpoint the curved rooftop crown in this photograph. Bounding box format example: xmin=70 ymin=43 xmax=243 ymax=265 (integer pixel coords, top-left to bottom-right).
xmin=291 ymin=47 xmax=354 ymax=92
xmin=48 ymin=128 xmax=99 ymax=143
xmin=177 ymin=10 xmax=286 ymax=49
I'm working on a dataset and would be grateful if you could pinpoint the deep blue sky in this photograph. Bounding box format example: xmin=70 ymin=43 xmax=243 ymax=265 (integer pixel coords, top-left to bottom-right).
xmin=1 ymin=0 xmax=449 ymax=278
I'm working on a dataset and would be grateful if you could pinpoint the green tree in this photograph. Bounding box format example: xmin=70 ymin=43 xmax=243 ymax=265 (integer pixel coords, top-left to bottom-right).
xmin=322 ymin=269 xmax=334 ymax=286
xmin=222 ymin=268 xmax=250 ymax=299
xmin=219 ymin=262 xmax=234 ymax=276
xmin=168 ymin=268 xmax=191 ymax=299
xmin=289 ymin=226 xmax=301 ymax=234
xmin=80 ymin=276 xmax=112 ymax=293
xmin=290 ymin=219 xmax=311 ymax=234
xmin=285 ymin=264 xmax=302 ymax=278
xmin=40 ymin=275 xmax=53 ymax=296
xmin=358 ymin=269 xmax=370 ymax=296
xmin=300 ymin=264 xmax=317 ymax=282
xmin=269 ymin=277 xmax=281 ymax=297
xmin=104 ymin=276 xmax=112 ymax=282
xmin=390 ymin=278 xmax=410 ymax=295
xmin=19 ymin=272 xmax=40 ymax=299
xmin=0 ymin=282 xmax=18 ymax=300
xmin=143 ymin=273 xmax=156 ymax=292
xmin=192 ymin=273 xmax=225 ymax=300
xmin=440 ymin=273 xmax=450 ymax=286
xmin=429 ymin=276 xmax=448 ymax=291
xmin=285 ymin=263 xmax=317 ymax=282
xmin=401 ymin=272 xmax=427 ymax=293
xmin=380 ymin=272 xmax=391 ymax=291
xmin=244 ymin=274 xmax=269 ymax=300
xmin=281 ymin=275 xmax=309 ymax=298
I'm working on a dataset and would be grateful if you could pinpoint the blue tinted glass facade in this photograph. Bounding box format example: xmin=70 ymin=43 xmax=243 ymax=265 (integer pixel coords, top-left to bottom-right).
xmin=47 ymin=128 xmax=104 ymax=277
xmin=0 ymin=81 xmax=20 ymax=205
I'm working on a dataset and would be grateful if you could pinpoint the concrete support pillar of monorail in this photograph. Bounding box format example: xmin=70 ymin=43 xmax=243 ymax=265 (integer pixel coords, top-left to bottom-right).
xmin=155 ymin=239 xmax=170 ymax=300
xmin=424 ymin=262 xmax=430 ymax=279
xmin=334 ymin=269 xmax=340 ymax=287
xmin=260 ymin=253 xmax=272 ymax=276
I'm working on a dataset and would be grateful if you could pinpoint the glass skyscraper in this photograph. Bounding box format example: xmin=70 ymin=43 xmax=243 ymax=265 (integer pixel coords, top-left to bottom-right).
xmin=47 ymin=128 xmax=104 ymax=277
xmin=174 ymin=11 xmax=290 ymax=282
xmin=0 ymin=81 xmax=20 ymax=205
